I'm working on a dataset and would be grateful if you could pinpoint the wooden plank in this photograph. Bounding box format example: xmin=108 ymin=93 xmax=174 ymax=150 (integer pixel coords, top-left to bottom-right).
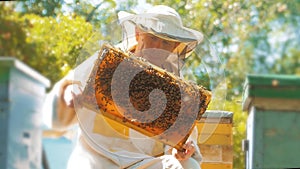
xmin=196 ymin=123 xmax=232 ymax=135
xmin=247 ymin=97 xmax=300 ymax=112
xmin=199 ymin=145 xmax=222 ymax=162
xmin=198 ymin=118 xmax=232 ymax=123
xmin=222 ymin=145 xmax=233 ymax=163
xmin=198 ymin=134 xmax=232 ymax=145
xmin=253 ymin=110 xmax=300 ymax=168
xmin=201 ymin=162 xmax=232 ymax=169
xmin=199 ymin=145 xmax=233 ymax=163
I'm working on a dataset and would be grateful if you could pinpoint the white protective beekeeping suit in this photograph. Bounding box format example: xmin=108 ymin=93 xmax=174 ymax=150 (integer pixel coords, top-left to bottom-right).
xmin=42 ymin=5 xmax=204 ymax=169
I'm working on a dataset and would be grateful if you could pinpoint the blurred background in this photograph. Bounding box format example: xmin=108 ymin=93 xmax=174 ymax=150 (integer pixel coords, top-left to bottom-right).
xmin=0 ymin=0 xmax=299 ymax=169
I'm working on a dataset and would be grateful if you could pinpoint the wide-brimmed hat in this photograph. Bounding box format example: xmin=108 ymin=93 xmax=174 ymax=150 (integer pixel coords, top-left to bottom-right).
xmin=118 ymin=5 xmax=203 ymax=59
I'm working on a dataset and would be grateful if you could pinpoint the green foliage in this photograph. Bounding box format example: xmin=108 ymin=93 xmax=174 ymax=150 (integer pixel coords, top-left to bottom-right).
xmin=0 ymin=0 xmax=139 ymax=84
xmin=0 ymin=3 xmax=35 ymax=63
xmin=148 ymin=0 xmax=300 ymax=95
xmin=23 ymin=14 xmax=94 ymax=82
xmin=148 ymin=0 xmax=299 ymax=168
xmin=0 ymin=3 xmax=94 ymax=84
xmin=224 ymin=97 xmax=247 ymax=169
xmin=1 ymin=1 xmax=300 ymax=169
xmin=17 ymin=0 xmax=63 ymax=17
xmin=65 ymin=0 xmax=117 ymax=28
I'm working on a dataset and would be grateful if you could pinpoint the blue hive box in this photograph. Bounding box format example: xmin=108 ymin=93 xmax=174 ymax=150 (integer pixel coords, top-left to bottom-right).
xmin=243 ymin=74 xmax=300 ymax=169
xmin=0 ymin=57 xmax=50 ymax=169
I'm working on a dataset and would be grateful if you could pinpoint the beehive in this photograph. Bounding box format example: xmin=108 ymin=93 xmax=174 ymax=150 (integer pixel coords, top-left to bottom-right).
xmin=243 ymin=74 xmax=300 ymax=169
xmin=197 ymin=110 xmax=233 ymax=169
xmin=81 ymin=44 xmax=211 ymax=150
xmin=0 ymin=57 xmax=50 ymax=169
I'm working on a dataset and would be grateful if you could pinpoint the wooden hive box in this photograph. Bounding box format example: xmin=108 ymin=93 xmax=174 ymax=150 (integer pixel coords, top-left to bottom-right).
xmin=0 ymin=57 xmax=50 ymax=169
xmin=243 ymin=74 xmax=300 ymax=169
xmin=197 ymin=110 xmax=233 ymax=169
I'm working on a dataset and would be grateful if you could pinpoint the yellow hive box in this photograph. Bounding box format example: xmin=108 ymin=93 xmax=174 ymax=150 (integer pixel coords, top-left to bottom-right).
xmin=197 ymin=111 xmax=233 ymax=169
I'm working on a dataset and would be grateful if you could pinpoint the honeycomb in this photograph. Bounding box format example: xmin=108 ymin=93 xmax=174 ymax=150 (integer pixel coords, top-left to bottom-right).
xmin=81 ymin=44 xmax=211 ymax=151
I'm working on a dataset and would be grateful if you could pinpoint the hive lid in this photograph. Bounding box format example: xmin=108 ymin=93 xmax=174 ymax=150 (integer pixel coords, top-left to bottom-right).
xmin=0 ymin=57 xmax=50 ymax=87
xmin=242 ymin=74 xmax=300 ymax=111
xmin=198 ymin=110 xmax=233 ymax=123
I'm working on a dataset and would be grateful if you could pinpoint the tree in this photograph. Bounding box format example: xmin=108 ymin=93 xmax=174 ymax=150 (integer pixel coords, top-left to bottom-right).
xmin=147 ymin=1 xmax=299 ymax=168
xmin=15 ymin=0 xmax=137 ymax=30
xmin=17 ymin=0 xmax=63 ymax=17
xmin=1 ymin=1 xmax=300 ymax=168
xmin=0 ymin=3 xmax=35 ymax=64
xmin=0 ymin=3 xmax=95 ymax=84
xmin=1 ymin=0 xmax=139 ymax=84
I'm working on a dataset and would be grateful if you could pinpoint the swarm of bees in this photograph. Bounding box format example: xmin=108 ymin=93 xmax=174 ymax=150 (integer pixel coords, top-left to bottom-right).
xmin=81 ymin=44 xmax=211 ymax=150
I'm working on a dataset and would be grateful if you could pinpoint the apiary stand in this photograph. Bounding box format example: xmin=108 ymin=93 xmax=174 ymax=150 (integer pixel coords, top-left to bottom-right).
xmin=242 ymin=74 xmax=300 ymax=169
xmin=0 ymin=57 xmax=50 ymax=169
